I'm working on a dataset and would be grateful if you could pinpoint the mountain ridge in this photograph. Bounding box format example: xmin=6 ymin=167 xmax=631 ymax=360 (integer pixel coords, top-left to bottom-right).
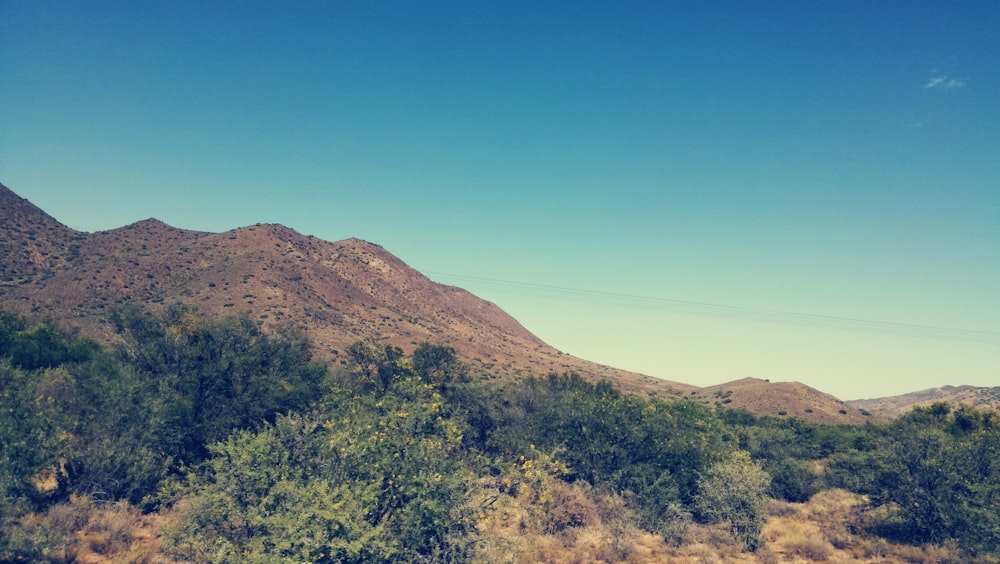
xmin=847 ymin=385 xmax=1000 ymax=418
xmin=1 ymin=182 xmax=694 ymax=398
xmin=0 ymin=182 xmax=950 ymax=423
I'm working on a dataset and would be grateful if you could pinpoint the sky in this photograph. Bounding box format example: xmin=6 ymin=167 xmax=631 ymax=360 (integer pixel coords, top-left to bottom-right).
xmin=1 ymin=1 xmax=997 ymax=399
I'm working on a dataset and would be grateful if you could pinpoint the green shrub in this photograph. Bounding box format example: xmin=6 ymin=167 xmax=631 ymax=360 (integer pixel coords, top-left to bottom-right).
xmin=695 ymin=451 xmax=771 ymax=552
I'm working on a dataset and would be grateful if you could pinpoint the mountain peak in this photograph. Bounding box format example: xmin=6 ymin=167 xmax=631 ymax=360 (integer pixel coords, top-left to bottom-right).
xmin=127 ymin=218 xmax=172 ymax=229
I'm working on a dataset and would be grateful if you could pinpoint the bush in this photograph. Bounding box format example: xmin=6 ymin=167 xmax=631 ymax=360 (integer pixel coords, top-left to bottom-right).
xmin=165 ymin=377 xmax=475 ymax=563
xmin=696 ymin=451 xmax=772 ymax=552
xmin=768 ymin=459 xmax=822 ymax=502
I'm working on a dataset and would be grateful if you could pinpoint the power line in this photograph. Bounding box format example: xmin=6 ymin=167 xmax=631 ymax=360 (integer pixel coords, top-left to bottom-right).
xmin=424 ymin=271 xmax=1000 ymax=344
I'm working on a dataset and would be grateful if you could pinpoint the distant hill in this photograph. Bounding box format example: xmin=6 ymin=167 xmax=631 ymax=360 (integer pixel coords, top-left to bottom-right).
xmin=847 ymin=385 xmax=1000 ymax=419
xmin=690 ymin=377 xmax=873 ymax=425
xmin=0 ymin=182 xmax=928 ymax=424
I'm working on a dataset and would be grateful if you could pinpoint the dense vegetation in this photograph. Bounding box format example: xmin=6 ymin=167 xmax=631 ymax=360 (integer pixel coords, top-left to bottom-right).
xmin=2 ymin=306 xmax=998 ymax=562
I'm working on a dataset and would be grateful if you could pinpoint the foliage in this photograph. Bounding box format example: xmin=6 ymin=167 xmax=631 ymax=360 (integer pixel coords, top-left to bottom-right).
xmin=766 ymin=458 xmax=823 ymax=503
xmin=723 ymin=410 xmax=853 ymax=502
xmin=110 ymin=304 xmax=327 ymax=454
xmin=469 ymin=373 xmax=733 ymax=536
xmin=164 ymin=375 xmax=474 ymax=563
xmin=346 ymin=341 xmax=412 ymax=395
xmin=163 ymin=413 xmax=373 ymax=562
xmin=1 ymin=305 xmax=327 ymax=513
xmin=470 ymin=449 xmax=652 ymax=562
xmin=0 ymin=311 xmax=99 ymax=371
xmin=4 ymin=306 xmax=1000 ymax=559
xmin=695 ymin=450 xmax=772 ymax=552
xmin=829 ymin=403 xmax=1000 ymax=555
xmin=411 ymin=342 xmax=465 ymax=388
xmin=0 ymin=363 xmax=69 ymax=560
xmin=0 ymin=316 xmax=100 ymax=559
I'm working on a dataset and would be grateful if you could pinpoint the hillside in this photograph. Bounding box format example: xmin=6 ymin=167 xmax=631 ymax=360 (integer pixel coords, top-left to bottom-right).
xmin=0 ymin=182 xmax=691 ymax=399
xmin=848 ymin=385 xmax=1000 ymax=419
xmin=0 ymin=182 xmax=887 ymax=422
xmin=0 ymin=185 xmax=87 ymax=282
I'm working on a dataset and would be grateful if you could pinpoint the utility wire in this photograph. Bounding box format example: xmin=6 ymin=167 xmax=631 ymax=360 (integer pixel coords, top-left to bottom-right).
xmin=424 ymin=271 xmax=1000 ymax=344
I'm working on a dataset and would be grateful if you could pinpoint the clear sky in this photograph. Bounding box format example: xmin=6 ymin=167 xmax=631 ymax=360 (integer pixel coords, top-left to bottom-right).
xmin=2 ymin=1 xmax=997 ymax=399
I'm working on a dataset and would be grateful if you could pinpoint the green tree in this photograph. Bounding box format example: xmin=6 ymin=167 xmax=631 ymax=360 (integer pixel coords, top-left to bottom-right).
xmin=347 ymin=341 xmax=412 ymax=395
xmin=166 ymin=376 xmax=474 ymax=563
xmin=163 ymin=413 xmax=379 ymax=562
xmin=110 ymin=305 xmax=327 ymax=459
xmin=860 ymin=404 xmax=1000 ymax=555
xmin=0 ymin=310 xmax=99 ymax=371
xmin=695 ymin=450 xmax=771 ymax=552
xmin=476 ymin=373 xmax=731 ymax=535
xmin=823 ymin=403 xmax=1000 ymax=556
xmin=0 ymin=363 xmax=68 ymax=519
xmin=411 ymin=343 xmax=463 ymax=388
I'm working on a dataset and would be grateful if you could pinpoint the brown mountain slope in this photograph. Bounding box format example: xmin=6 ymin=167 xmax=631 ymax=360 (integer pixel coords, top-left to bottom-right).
xmin=0 ymin=182 xmax=909 ymax=422
xmin=5 ymin=182 xmax=915 ymax=424
xmin=0 ymin=183 xmax=690 ymax=398
xmin=847 ymin=385 xmax=1000 ymax=419
xmin=0 ymin=185 xmax=86 ymax=285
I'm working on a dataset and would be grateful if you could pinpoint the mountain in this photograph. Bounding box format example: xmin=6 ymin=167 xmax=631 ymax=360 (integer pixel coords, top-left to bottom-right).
xmin=0 ymin=182 xmax=692 ymax=399
xmin=847 ymin=385 xmax=1000 ymax=419
xmin=0 ymin=183 xmax=885 ymax=422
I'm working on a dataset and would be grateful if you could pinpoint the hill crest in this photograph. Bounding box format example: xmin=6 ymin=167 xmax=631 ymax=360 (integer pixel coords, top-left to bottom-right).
xmin=691 ymin=377 xmax=872 ymax=424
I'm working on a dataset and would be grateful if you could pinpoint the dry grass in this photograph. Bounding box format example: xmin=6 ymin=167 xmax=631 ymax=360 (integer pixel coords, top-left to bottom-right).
xmin=30 ymin=494 xmax=171 ymax=564
xmin=471 ymin=466 xmax=651 ymax=563
xmin=15 ymin=485 xmax=985 ymax=563
xmin=474 ymin=485 xmax=982 ymax=563
xmin=758 ymin=489 xmax=976 ymax=564
xmin=469 ymin=477 xmax=984 ymax=563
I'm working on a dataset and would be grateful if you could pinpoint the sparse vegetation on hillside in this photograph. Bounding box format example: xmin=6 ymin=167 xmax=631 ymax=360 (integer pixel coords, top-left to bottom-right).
xmin=2 ymin=306 xmax=999 ymax=562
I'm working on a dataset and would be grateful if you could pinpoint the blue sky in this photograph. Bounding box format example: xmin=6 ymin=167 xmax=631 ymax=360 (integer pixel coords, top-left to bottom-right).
xmin=2 ymin=1 xmax=997 ymax=399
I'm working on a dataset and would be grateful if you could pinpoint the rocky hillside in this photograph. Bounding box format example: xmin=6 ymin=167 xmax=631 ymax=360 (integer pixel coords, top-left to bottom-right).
xmin=0 ymin=184 xmax=87 ymax=282
xmin=0 ymin=182 xmax=905 ymax=423
xmin=0 ymin=183 xmax=689 ymax=399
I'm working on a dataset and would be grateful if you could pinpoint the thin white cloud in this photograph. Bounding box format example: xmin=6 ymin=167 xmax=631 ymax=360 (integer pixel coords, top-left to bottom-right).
xmin=925 ymin=74 xmax=966 ymax=90
xmin=925 ymin=76 xmax=946 ymax=88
